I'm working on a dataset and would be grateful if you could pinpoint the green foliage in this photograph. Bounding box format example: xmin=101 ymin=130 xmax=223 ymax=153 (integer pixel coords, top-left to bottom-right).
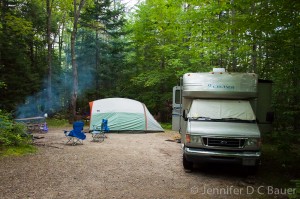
xmin=0 ymin=110 xmax=32 ymax=147
xmin=259 ymin=142 xmax=300 ymax=188
xmin=0 ymin=145 xmax=37 ymax=157
xmin=0 ymin=81 xmax=6 ymax=89
xmin=259 ymin=132 xmax=300 ymax=187
xmin=46 ymin=118 xmax=70 ymax=127
xmin=124 ymin=0 xmax=300 ymax=126
xmin=0 ymin=0 xmax=299 ymax=130
xmin=289 ymin=180 xmax=300 ymax=199
xmin=263 ymin=130 xmax=299 ymax=162
xmin=75 ymin=0 xmax=127 ymax=105
xmin=0 ymin=0 xmax=47 ymax=111
xmin=160 ymin=123 xmax=172 ymax=130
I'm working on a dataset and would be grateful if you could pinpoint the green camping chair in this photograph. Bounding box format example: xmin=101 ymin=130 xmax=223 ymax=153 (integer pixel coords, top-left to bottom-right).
xmin=91 ymin=119 xmax=109 ymax=142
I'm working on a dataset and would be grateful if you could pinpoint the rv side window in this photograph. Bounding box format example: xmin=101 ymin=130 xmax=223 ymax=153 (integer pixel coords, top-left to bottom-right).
xmin=175 ymin=90 xmax=181 ymax=105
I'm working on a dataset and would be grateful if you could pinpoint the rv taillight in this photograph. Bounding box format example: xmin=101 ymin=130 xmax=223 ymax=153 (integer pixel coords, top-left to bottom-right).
xmin=186 ymin=134 xmax=191 ymax=143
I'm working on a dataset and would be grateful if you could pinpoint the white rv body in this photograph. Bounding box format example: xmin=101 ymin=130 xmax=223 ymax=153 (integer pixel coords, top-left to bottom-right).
xmin=178 ymin=70 xmax=263 ymax=170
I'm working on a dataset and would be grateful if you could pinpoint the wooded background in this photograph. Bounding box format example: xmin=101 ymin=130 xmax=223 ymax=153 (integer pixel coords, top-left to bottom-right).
xmin=0 ymin=0 xmax=299 ymax=133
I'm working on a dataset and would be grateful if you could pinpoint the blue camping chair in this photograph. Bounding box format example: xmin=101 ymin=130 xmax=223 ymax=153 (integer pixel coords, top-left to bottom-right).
xmin=91 ymin=119 xmax=110 ymax=142
xmin=64 ymin=121 xmax=86 ymax=145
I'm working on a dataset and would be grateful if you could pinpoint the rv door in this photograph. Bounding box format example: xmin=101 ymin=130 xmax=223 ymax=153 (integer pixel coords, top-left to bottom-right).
xmin=172 ymin=86 xmax=182 ymax=131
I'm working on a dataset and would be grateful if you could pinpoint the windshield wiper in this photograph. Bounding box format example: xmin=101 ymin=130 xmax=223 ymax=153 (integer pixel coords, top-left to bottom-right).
xmin=221 ymin=118 xmax=256 ymax=123
xmin=190 ymin=116 xmax=212 ymax=121
xmin=221 ymin=117 xmax=242 ymax=120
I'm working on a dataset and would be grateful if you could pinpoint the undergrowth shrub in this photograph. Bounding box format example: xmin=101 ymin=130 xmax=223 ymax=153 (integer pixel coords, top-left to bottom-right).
xmin=0 ymin=110 xmax=31 ymax=147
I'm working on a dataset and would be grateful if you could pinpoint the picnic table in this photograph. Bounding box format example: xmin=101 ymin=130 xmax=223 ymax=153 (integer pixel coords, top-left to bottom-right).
xmin=15 ymin=116 xmax=48 ymax=133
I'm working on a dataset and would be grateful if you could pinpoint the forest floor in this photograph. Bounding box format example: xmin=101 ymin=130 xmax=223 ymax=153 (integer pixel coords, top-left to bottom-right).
xmin=0 ymin=127 xmax=292 ymax=199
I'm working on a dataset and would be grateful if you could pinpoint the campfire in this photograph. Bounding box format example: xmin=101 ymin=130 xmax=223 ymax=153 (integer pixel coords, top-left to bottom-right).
xmin=15 ymin=115 xmax=48 ymax=133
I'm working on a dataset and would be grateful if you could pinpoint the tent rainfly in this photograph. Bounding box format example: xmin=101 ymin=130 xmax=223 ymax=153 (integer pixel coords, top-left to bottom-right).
xmin=89 ymin=98 xmax=164 ymax=132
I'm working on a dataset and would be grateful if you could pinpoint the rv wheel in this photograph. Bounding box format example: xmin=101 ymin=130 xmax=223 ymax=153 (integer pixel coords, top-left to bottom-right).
xmin=183 ymin=155 xmax=193 ymax=172
xmin=245 ymin=164 xmax=260 ymax=175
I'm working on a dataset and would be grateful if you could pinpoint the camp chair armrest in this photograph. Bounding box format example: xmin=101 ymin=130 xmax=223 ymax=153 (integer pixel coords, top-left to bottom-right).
xmin=63 ymin=130 xmax=71 ymax=136
xmin=92 ymin=125 xmax=101 ymax=131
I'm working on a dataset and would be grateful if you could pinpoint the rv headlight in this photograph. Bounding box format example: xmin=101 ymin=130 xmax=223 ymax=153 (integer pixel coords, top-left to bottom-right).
xmin=245 ymin=138 xmax=261 ymax=147
xmin=190 ymin=135 xmax=202 ymax=144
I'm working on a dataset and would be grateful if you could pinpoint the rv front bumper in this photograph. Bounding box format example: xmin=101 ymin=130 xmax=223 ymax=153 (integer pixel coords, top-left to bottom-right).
xmin=184 ymin=146 xmax=261 ymax=166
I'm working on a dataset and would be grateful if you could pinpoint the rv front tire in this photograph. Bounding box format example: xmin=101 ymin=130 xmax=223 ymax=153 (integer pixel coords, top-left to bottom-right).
xmin=183 ymin=155 xmax=193 ymax=172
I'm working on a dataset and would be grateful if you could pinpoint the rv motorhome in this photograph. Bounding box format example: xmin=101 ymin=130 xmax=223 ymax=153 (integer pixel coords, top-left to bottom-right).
xmin=172 ymin=68 xmax=273 ymax=171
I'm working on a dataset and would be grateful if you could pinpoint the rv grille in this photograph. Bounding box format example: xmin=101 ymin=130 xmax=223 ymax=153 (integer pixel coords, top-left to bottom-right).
xmin=202 ymin=137 xmax=246 ymax=148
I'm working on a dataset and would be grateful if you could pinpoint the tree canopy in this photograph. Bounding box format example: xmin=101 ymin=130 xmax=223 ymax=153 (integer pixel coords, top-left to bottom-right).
xmin=0 ymin=0 xmax=299 ymax=132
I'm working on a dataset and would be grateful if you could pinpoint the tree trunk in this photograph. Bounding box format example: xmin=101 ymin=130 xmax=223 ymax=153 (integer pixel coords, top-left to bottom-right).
xmin=0 ymin=0 xmax=8 ymax=73
xmin=46 ymin=0 xmax=53 ymax=113
xmin=230 ymin=0 xmax=237 ymax=72
xmin=70 ymin=0 xmax=86 ymax=121
xmin=95 ymin=31 xmax=100 ymax=93
xmin=250 ymin=3 xmax=257 ymax=73
xmin=293 ymin=44 xmax=300 ymax=133
xmin=251 ymin=42 xmax=257 ymax=73
xmin=58 ymin=13 xmax=66 ymax=69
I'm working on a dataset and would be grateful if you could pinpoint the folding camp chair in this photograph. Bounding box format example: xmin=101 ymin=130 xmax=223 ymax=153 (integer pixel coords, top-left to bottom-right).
xmin=64 ymin=121 xmax=86 ymax=145
xmin=91 ymin=119 xmax=109 ymax=142
xmin=39 ymin=122 xmax=48 ymax=133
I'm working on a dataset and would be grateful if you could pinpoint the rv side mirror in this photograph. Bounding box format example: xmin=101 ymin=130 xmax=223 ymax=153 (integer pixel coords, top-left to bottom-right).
xmin=182 ymin=110 xmax=188 ymax=121
xmin=266 ymin=112 xmax=274 ymax=123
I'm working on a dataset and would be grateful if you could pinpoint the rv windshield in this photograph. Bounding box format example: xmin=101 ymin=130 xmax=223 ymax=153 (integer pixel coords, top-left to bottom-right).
xmin=187 ymin=99 xmax=256 ymax=122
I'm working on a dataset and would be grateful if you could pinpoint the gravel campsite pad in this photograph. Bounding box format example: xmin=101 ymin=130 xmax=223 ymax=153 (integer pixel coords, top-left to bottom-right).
xmin=0 ymin=128 xmax=265 ymax=199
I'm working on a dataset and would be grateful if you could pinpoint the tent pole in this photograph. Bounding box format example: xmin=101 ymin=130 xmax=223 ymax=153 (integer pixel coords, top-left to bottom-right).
xmin=142 ymin=103 xmax=148 ymax=130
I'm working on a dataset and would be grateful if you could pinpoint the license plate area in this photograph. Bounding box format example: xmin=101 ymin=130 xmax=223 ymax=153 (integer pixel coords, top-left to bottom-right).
xmin=242 ymin=158 xmax=256 ymax=166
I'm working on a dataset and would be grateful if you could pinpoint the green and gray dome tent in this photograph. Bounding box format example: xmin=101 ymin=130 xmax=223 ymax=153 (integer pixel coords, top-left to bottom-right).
xmin=89 ymin=98 xmax=164 ymax=132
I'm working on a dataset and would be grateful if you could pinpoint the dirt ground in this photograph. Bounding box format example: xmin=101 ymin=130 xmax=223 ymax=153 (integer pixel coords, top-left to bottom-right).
xmin=0 ymin=127 xmax=280 ymax=199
